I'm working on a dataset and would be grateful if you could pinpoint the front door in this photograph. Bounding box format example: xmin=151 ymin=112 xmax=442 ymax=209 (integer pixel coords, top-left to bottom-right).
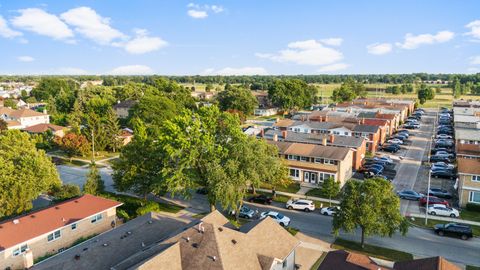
xmin=304 ymin=172 xmax=310 ymax=182
xmin=310 ymin=172 xmax=317 ymax=184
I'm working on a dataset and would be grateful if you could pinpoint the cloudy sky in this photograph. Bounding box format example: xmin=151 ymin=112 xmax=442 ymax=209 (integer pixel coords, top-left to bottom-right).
xmin=0 ymin=0 xmax=479 ymax=75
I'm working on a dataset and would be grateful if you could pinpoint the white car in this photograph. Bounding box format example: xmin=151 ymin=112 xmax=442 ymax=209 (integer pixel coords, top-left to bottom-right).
xmin=427 ymin=204 xmax=459 ymax=218
xmin=320 ymin=206 xmax=340 ymax=216
xmin=436 ymin=134 xmax=453 ymax=140
xmin=286 ymin=199 xmax=315 ymax=212
xmin=431 ymin=162 xmax=455 ymax=171
xmin=374 ymin=156 xmax=393 ymax=164
xmin=387 ymin=138 xmax=403 ymax=145
xmin=260 ymin=211 xmax=291 ymax=226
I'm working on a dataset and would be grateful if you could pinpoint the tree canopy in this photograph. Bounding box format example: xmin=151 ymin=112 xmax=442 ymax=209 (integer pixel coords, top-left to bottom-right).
xmin=417 ymin=84 xmax=435 ymax=104
xmin=217 ymin=85 xmax=258 ymax=115
xmin=268 ymin=79 xmax=318 ymax=111
xmin=331 ymin=78 xmax=367 ymax=102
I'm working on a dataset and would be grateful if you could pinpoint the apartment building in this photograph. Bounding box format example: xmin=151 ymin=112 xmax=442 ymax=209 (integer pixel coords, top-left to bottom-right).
xmin=269 ymin=140 xmax=353 ymax=187
xmin=457 ymin=158 xmax=480 ymax=207
xmin=453 ymin=107 xmax=480 ymax=159
xmin=113 ymin=100 xmax=138 ymax=119
xmin=0 ymin=194 xmax=122 ymax=270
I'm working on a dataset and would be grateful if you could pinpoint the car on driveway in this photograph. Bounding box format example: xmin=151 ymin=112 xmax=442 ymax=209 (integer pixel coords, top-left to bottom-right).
xmin=260 ymin=211 xmax=290 ymax=227
xmin=428 ymin=188 xmax=453 ymax=199
xmin=434 ymin=223 xmax=473 ymax=240
xmin=382 ymin=144 xmax=400 ymax=153
xmin=397 ymin=190 xmax=424 ymax=200
xmin=286 ymin=199 xmax=315 ymax=212
xmin=420 ymin=196 xmax=449 ymax=206
xmin=431 ymin=169 xmax=455 ymax=179
xmin=428 ymin=204 xmax=459 ymax=218
xmin=373 ymin=156 xmax=393 ymax=165
xmin=431 ymin=162 xmax=455 ymax=171
xmin=247 ymin=194 xmax=272 ymax=205
xmin=436 ymin=134 xmax=453 ymax=140
xmin=387 ymin=138 xmax=403 ymax=145
xmin=230 ymin=205 xmax=255 ymax=219
xmin=320 ymin=206 xmax=339 ymax=216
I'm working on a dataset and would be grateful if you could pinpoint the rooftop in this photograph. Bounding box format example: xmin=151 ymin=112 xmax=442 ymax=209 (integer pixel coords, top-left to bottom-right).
xmin=393 ymin=256 xmax=460 ymax=270
xmin=455 ymin=128 xmax=480 ymax=141
xmin=263 ymin=129 xmax=364 ymax=148
xmin=269 ymin=140 xmax=351 ymax=160
xmin=454 ymin=115 xmax=480 ymax=123
xmin=23 ymin=123 xmax=65 ymax=133
xmin=0 ymin=194 xmax=122 ymax=252
xmin=9 ymin=108 xmax=47 ymax=118
xmin=317 ymin=250 xmax=389 ymax=270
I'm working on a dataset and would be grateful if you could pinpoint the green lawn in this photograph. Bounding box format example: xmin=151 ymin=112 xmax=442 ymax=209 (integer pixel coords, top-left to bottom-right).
xmin=460 ymin=209 xmax=480 ymax=223
xmin=305 ymin=188 xmax=323 ymax=197
xmin=332 ymin=238 xmax=413 ymax=262
xmin=260 ymin=182 xmax=301 ymax=194
xmin=408 ymin=217 xmax=480 ymax=236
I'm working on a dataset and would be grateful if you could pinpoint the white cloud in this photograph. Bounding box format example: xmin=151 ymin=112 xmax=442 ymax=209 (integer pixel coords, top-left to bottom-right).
xmin=187 ymin=10 xmax=208 ymax=19
xmin=11 ymin=8 xmax=73 ymax=40
xmin=109 ymin=65 xmax=154 ymax=75
xmin=17 ymin=56 xmax=34 ymax=62
xmin=201 ymin=67 xmax=268 ymax=75
xmin=465 ymin=20 xmax=480 ymax=40
xmin=467 ymin=67 xmax=480 ymax=74
xmin=320 ymin=38 xmax=343 ymax=46
xmin=395 ymin=30 xmax=454 ymax=49
xmin=56 ymin=67 xmax=89 ymax=75
xmin=0 ymin=15 xmax=22 ymax=38
xmin=211 ymin=5 xmax=224 ymax=13
xmin=123 ymin=29 xmax=167 ymax=54
xmin=60 ymin=7 xmax=126 ymax=45
xmin=317 ymin=63 xmax=349 ymax=73
xmin=367 ymin=42 xmax=393 ymax=55
xmin=256 ymin=39 xmax=343 ymax=66
xmin=470 ymin=56 xmax=480 ymax=65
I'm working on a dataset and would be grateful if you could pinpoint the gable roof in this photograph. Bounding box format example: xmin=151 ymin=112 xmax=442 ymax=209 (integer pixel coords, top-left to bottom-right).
xmin=318 ymin=250 xmax=389 ymax=270
xmin=270 ymin=141 xmax=351 ymax=160
xmin=393 ymin=256 xmax=460 ymax=270
xmin=263 ymin=129 xmax=364 ymax=148
xmin=23 ymin=123 xmax=65 ymax=133
xmin=0 ymin=194 xmax=122 ymax=251
xmin=9 ymin=108 xmax=46 ymax=118
xmin=353 ymin=125 xmax=379 ymax=133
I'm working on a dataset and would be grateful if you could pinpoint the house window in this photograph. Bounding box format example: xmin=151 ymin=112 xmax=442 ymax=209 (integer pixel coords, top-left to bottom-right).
xmin=324 ymin=159 xmax=335 ymax=165
xmin=469 ymin=191 xmax=480 ymax=204
xmin=47 ymin=230 xmax=61 ymax=242
xmin=344 ymin=132 xmax=348 ymax=135
xmin=71 ymin=223 xmax=78 ymax=230
xmin=300 ymin=156 xmax=308 ymax=162
xmin=12 ymin=244 xmax=28 ymax=257
xmin=289 ymin=169 xmax=299 ymax=178
xmin=473 ymin=175 xmax=480 ymax=182
xmin=91 ymin=213 xmax=103 ymax=223
xmin=315 ymin=158 xmax=323 ymax=163
xmin=288 ymin=155 xmax=294 ymax=160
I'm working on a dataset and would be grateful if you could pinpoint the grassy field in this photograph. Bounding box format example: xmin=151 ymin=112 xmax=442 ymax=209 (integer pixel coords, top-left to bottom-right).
xmin=332 ymin=238 xmax=414 ymax=262
xmin=408 ymin=216 xmax=480 ymax=236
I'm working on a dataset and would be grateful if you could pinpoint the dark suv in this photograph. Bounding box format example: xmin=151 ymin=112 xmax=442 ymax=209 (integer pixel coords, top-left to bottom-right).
xmin=434 ymin=223 xmax=473 ymax=240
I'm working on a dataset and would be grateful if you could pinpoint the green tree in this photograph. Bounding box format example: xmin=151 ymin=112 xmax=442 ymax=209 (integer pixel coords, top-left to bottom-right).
xmin=268 ymin=79 xmax=317 ymax=111
xmin=0 ymin=130 xmax=61 ymax=217
xmin=67 ymin=100 xmax=84 ymax=134
xmin=52 ymin=184 xmax=82 ymax=201
xmin=0 ymin=119 xmax=7 ymax=131
xmin=321 ymin=177 xmax=340 ymax=206
xmin=54 ymin=133 xmax=91 ymax=160
xmin=217 ymin=85 xmax=258 ymax=115
xmin=417 ymin=84 xmax=435 ymax=104
xmin=84 ymin=112 xmax=108 ymax=152
xmin=4 ymin=99 xmax=17 ymax=109
xmin=331 ymin=78 xmax=367 ymax=102
xmin=84 ymin=163 xmax=104 ymax=195
xmin=332 ymin=178 xmax=408 ymax=248
xmin=104 ymin=107 xmax=122 ymax=152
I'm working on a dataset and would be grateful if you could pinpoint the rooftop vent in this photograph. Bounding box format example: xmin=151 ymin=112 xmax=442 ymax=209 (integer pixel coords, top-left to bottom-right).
xmin=13 ymin=219 xmax=19 ymax=225
xmin=231 ymin=239 xmax=237 ymax=245
xmin=30 ymin=215 xmax=35 ymax=218
xmin=218 ymin=227 xmax=223 ymax=232
xmin=55 ymin=206 xmax=60 ymax=210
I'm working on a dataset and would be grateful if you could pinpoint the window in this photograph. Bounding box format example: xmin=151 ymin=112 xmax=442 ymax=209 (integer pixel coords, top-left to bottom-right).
xmin=472 ymin=175 xmax=480 ymax=182
xmin=289 ymin=169 xmax=299 ymax=178
xmin=300 ymin=156 xmax=308 ymax=162
xmin=288 ymin=155 xmax=295 ymax=160
xmin=324 ymin=159 xmax=335 ymax=165
xmin=12 ymin=244 xmax=28 ymax=257
xmin=314 ymin=158 xmax=322 ymax=163
xmin=71 ymin=223 xmax=77 ymax=230
xmin=469 ymin=191 xmax=480 ymax=204
xmin=47 ymin=230 xmax=61 ymax=242
xmin=91 ymin=213 xmax=103 ymax=223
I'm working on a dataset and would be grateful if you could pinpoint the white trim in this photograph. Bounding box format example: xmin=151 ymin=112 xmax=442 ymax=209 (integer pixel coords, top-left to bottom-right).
xmin=462 ymin=186 xmax=480 ymax=192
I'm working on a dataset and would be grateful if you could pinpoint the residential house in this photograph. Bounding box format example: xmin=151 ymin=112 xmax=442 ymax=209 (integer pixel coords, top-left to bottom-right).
xmin=252 ymin=91 xmax=271 ymax=108
xmin=191 ymin=91 xmax=216 ymax=100
xmin=0 ymin=107 xmax=50 ymax=129
xmin=362 ymin=118 xmax=389 ymax=141
xmin=269 ymin=140 xmax=353 ymax=187
xmin=0 ymin=194 xmax=122 ymax=270
xmin=453 ymin=110 xmax=480 ymax=159
xmin=457 ymin=158 xmax=480 ymax=207
xmin=118 ymin=128 xmax=134 ymax=145
xmin=113 ymin=100 xmax=138 ymax=119
xmin=254 ymin=107 xmax=278 ymax=117
xmin=23 ymin=123 xmax=67 ymax=137
xmin=394 ymin=256 xmax=460 ymax=270
xmin=34 ymin=211 xmax=300 ymax=270
xmin=262 ymin=129 xmax=366 ymax=170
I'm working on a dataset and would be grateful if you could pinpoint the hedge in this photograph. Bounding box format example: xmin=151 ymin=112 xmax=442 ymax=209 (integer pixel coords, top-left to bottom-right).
xmin=466 ymin=203 xmax=480 ymax=212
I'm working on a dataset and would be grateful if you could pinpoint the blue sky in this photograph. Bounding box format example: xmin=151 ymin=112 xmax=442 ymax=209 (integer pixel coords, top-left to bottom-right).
xmin=0 ymin=0 xmax=479 ymax=75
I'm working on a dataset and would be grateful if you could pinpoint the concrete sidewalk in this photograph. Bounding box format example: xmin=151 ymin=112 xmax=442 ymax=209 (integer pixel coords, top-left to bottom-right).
xmin=257 ymin=188 xmax=340 ymax=205
xmin=408 ymin=213 xmax=480 ymax=226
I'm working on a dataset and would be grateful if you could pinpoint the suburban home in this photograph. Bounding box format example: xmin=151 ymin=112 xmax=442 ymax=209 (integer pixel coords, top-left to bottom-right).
xmin=113 ymin=100 xmax=138 ymax=119
xmin=118 ymin=128 xmax=134 ymax=145
xmin=34 ymin=211 xmax=300 ymax=270
xmin=262 ymin=129 xmax=366 ymax=170
xmin=23 ymin=123 xmax=67 ymax=137
xmin=254 ymin=107 xmax=278 ymax=117
xmin=0 ymin=194 xmax=122 ymax=270
xmin=457 ymin=158 xmax=480 ymax=207
xmin=191 ymin=91 xmax=216 ymax=100
xmin=0 ymin=107 xmax=50 ymax=129
xmin=269 ymin=140 xmax=353 ymax=187
xmin=455 ymin=128 xmax=480 ymax=159
xmin=252 ymin=91 xmax=271 ymax=108
xmin=393 ymin=256 xmax=460 ymax=270
xmin=362 ymin=118 xmax=390 ymax=140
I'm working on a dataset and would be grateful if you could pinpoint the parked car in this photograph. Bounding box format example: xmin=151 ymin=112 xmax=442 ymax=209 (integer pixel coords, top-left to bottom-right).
xmin=396 ymin=131 xmax=409 ymax=138
xmin=365 ymin=167 xmax=383 ymax=176
xmin=437 ymin=130 xmax=453 ymax=136
xmin=431 ymin=162 xmax=455 ymax=171
xmin=419 ymin=196 xmax=449 ymax=206
xmin=393 ymin=134 xmax=408 ymax=141
xmin=434 ymin=142 xmax=454 ymax=149
xmin=435 ymin=139 xmax=454 ymax=145
xmin=364 ymin=160 xmax=388 ymax=167
xmin=428 ymin=188 xmax=453 ymax=199
xmin=431 ymin=147 xmax=454 ymax=155
xmin=434 ymin=152 xmax=454 ymax=159
xmin=404 ymin=123 xmax=420 ymax=129
xmin=247 ymin=194 xmax=272 ymax=205
xmin=397 ymin=129 xmax=410 ymax=135
xmin=382 ymin=144 xmax=400 ymax=153
xmin=397 ymin=190 xmax=424 ymax=200
xmin=373 ymin=156 xmax=393 ymax=165
xmin=434 ymin=223 xmax=473 ymax=240
xmin=436 ymin=134 xmax=453 ymax=140
xmin=286 ymin=199 xmax=315 ymax=212
xmin=260 ymin=211 xmax=290 ymax=226
xmin=320 ymin=206 xmax=340 ymax=216
xmin=428 ymin=204 xmax=459 ymax=218
xmin=430 ymin=155 xmax=452 ymax=164
xmin=229 ymin=205 xmax=255 ymax=219
xmin=388 ymin=138 xmax=404 ymax=145
xmin=431 ymin=169 xmax=455 ymax=179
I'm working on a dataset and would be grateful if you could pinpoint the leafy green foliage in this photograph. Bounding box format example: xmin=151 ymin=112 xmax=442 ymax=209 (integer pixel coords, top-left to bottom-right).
xmin=331 ymin=78 xmax=367 ymax=102
xmin=417 ymin=84 xmax=435 ymax=104
xmin=268 ymin=79 xmax=318 ymax=110
xmin=84 ymin=164 xmax=105 ymax=195
xmin=52 ymin=184 xmax=82 ymax=201
xmin=320 ymin=177 xmax=340 ymax=205
xmin=217 ymin=85 xmax=258 ymax=115
xmin=4 ymin=98 xmax=17 ymax=109
xmin=0 ymin=130 xmax=61 ymax=217
xmin=55 ymin=132 xmax=91 ymax=158
xmin=333 ymin=178 xmax=408 ymax=248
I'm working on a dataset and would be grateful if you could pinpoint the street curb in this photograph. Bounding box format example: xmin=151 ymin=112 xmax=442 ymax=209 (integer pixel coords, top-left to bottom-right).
xmin=406 ymin=219 xmax=480 ymax=239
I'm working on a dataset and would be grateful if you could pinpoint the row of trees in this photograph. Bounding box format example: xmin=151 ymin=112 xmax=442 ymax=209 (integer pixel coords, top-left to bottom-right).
xmin=417 ymin=84 xmax=436 ymax=104
xmin=384 ymin=83 xmax=415 ymax=95
xmin=331 ymin=78 xmax=367 ymax=102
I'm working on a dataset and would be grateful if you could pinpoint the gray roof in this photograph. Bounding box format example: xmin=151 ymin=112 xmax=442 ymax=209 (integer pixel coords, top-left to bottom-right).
xmin=353 ymin=125 xmax=379 ymax=133
xmin=454 ymin=114 xmax=480 ymax=123
xmin=290 ymin=121 xmax=355 ymax=131
xmin=262 ymin=129 xmax=364 ymax=148
xmin=357 ymin=112 xmax=377 ymax=118
xmin=455 ymin=128 xmax=480 ymax=141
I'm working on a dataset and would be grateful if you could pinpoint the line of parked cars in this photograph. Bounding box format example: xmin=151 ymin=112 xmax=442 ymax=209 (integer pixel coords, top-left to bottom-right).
xmin=430 ymin=108 xmax=456 ymax=180
xmin=382 ymin=129 xmax=411 ymax=153
xmin=357 ymin=155 xmax=394 ymax=180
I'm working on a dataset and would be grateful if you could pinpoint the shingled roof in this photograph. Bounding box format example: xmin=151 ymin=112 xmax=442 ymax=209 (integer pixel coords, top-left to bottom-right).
xmin=393 ymin=256 xmax=460 ymax=270
xmin=269 ymin=141 xmax=351 ymax=161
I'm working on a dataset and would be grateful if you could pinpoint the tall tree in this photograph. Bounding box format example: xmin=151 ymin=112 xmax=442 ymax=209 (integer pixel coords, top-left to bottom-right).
xmin=321 ymin=177 xmax=340 ymax=206
xmin=332 ymin=178 xmax=408 ymax=248
xmin=0 ymin=130 xmax=61 ymax=217
xmin=67 ymin=100 xmax=83 ymax=134
xmin=104 ymin=107 xmax=122 ymax=152
xmin=54 ymin=133 xmax=91 ymax=160
xmin=84 ymin=163 xmax=105 ymax=195
xmin=331 ymin=78 xmax=366 ymax=102
xmin=268 ymin=79 xmax=318 ymax=111
xmin=217 ymin=85 xmax=258 ymax=115
xmin=417 ymin=84 xmax=435 ymax=104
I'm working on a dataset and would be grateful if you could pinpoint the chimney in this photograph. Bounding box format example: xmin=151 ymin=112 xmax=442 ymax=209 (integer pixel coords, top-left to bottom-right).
xmin=322 ymin=135 xmax=327 ymax=146
xmin=329 ymin=134 xmax=335 ymax=143
xmin=282 ymin=130 xmax=287 ymax=140
xmin=273 ymin=134 xmax=278 ymax=142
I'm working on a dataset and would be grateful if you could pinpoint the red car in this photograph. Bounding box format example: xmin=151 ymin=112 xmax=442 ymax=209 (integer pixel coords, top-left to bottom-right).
xmin=419 ymin=196 xmax=449 ymax=206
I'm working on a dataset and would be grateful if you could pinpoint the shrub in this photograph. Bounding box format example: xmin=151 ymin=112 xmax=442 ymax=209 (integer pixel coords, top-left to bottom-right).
xmin=466 ymin=203 xmax=480 ymax=212
xmin=136 ymin=201 xmax=160 ymax=216
xmin=117 ymin=209 xmax=130 ymax=221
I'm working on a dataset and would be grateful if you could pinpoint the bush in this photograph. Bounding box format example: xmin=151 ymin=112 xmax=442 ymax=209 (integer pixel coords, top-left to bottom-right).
xmin=117 ymin=209 xmax=130 ymax=221
xmin=136 ymin=201 xmax=160 ymax=216
xmin=52 ymin=184 xmax=82 ymax=201
xmin=466 ymin=203 xmax=480 ymax=212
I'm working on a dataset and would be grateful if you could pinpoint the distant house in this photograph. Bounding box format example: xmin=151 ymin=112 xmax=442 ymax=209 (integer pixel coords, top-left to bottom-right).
xmin=113 ymin=100 xmax=138 ymax=119
xmin=0 ymin=107 xmax=50 ymax=129
xmin=191 ymin=91 xmax=216 ymax=100
xmin=23 ymin=123 xmax=66 ymax=137
xmin=254 ymin=107 xmax=278 ymax=117
xmin=0 ymin=194 xmax=122 ymax=270
xmin=118 ymin=128 xmax=134 ymax=145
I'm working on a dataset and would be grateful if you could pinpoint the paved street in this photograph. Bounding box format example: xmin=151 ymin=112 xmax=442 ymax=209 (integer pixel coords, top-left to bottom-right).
xmin=56 ymin=165 xmax=116 ymax=192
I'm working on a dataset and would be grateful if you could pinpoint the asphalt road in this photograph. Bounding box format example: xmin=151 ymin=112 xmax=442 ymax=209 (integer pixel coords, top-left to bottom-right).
xmin=56 ymin=165 xmax=116 ymax=192
xmin=243 ymin=201 xmax=480 ymax=267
